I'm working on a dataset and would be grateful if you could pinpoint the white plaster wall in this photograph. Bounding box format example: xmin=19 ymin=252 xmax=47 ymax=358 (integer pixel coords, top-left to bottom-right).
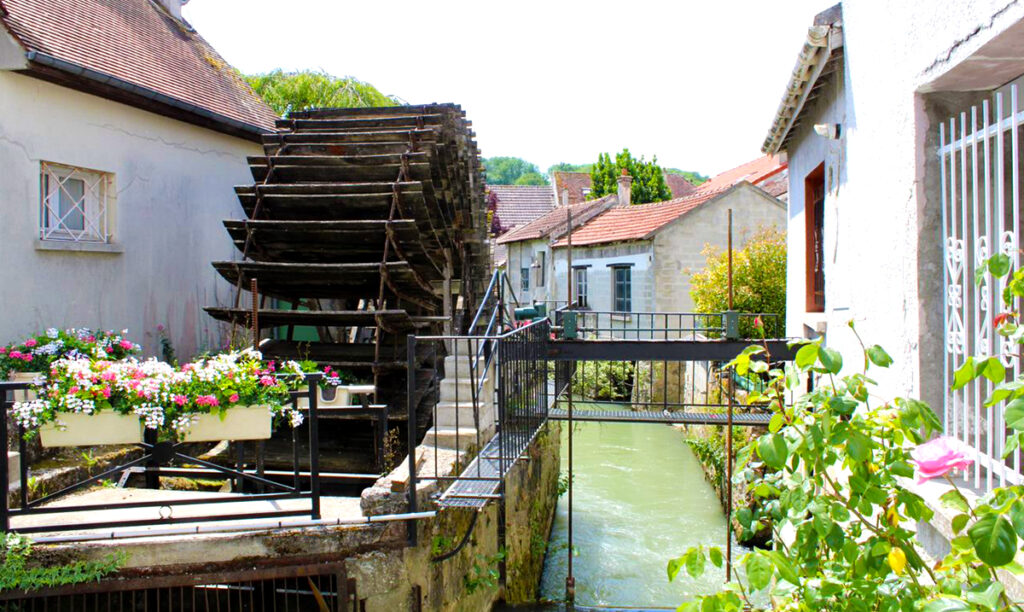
xmin=0 ymin=71 xmax=260 ymax=359
xmin=783 ymin=1 xmax=1024 ymax=409
xmin=653 ymin=185 xmax=786 ymax=314
xmin=551 ymin=242 xmax=653 ymax=314
xmin=505 ymin=239 xmax=551 ymax=304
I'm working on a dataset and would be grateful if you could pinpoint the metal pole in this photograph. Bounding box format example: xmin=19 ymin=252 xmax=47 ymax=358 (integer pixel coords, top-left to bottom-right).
xmin=727 ymin=209 xmax=734 ymax=310
xmin=406 ymin=334 xmax=418 ymax=546
xmin=565 ymin=374 xmax=575 ymax=606
xmin=251 ymin=278 xmax=260 ymax=350
xmin=1 ymin=387 xmax=8 ymax=531
xmin=567 ymin=208 xmax=574 ymax=308
xmin=725 ymin=372 xmax=734 ymax=581
xmin=307 ymin=373 xmax=321 ymax=520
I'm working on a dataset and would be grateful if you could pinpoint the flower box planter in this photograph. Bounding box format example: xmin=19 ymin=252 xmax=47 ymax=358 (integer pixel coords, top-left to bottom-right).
xmin=182 ymin=405 xmax=272 ymax=442
xmin=39 ymin=412 xmax=144 ymax=447
xmin=8 ymin=371 xmax=41 ymax=403
xmin=296 ymin=386 xmax=351 ymax=410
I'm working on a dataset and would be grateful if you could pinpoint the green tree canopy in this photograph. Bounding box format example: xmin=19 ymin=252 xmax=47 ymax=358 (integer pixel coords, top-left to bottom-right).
xmin=664 ymin=167 xmax=709 ymax=186
xmin=689 ymin=227 xmax=787 ymax=337
xmin=483 ymin=157 xmax=548 ymax=185
xmin=244 ymin=70 xmax=401 ymax=116
xmin=514 ymin=172 xmax=548 ymax=186
xmin=548 ymin=162 xmax=593 ymax=174
xmin=589 ymin=149 xmax=672 ymax=204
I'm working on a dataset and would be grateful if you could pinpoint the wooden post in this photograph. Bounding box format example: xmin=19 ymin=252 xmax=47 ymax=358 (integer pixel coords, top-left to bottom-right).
xmin=727 ymin=209 xmax=734 ymax=310
xmin=566 ymin=208 xmax=573 ymax=308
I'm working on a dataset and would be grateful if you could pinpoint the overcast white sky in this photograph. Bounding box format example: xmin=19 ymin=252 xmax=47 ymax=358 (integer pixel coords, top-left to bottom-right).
xmin=183 ymin=0 xmax=833 ymax=177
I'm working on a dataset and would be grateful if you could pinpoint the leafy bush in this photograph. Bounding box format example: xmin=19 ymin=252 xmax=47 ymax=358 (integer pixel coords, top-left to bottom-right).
xmin=570 ymin=361 xmax=634 ymax=401
xmin=669 ymin=318 xmax=1024 ymax=611
xmin=1 ymin=533 xmax=123 ymax=592
xmin=244 ymin=70 xmax=400 ymax=116
xmin=690 ymin=227 xmax=786 ymax=339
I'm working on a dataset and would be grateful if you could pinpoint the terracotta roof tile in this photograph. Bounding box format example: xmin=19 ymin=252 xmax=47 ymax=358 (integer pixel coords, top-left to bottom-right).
xmin=1 ymin=0 xmax=278 ymax=133
xmin=489 ymin=185 xmax=555 ymax=231
xmin=697 ymin=155 xmax=787 ymax=195
xmin=664 ymin=173 xmax=698 ymax=197
xmin=551 ymin=188 xmax=730 ymax=248
xmin=496 ymin=194 xmax=616 ymax=245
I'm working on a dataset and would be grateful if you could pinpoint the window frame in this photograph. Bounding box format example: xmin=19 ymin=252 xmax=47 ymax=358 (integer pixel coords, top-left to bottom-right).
xmin=39 ymin=162 xmax=113 ymax=244
xmin=804 ymin=163 xmax=826 ymax=313
xmin=573 ymin=266 xmax=589 ymax=308
xmin=520 ymin=266 xmax=530 ymax=294
xmin=610 ymin=265 xmax=632 ymax=313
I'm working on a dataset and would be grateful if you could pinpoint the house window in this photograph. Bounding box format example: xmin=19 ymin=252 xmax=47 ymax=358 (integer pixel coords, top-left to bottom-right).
xmin=611 ymin=265 xmax=631 ymax=312
xmin=521 ymin=267 xmax=530 ymax=293
xmin=40 ymin=162 xmax=113 ymax=243
xmin=573 ymin=266 xmax=588 ymax=308
xmin=804 ymin=164 xmax=825 ymax=312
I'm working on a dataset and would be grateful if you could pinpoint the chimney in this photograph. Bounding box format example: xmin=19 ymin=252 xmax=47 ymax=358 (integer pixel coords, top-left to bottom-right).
xmin=155 ymin=0 xmax=183 ymax=20
xmin=617 ymin=169 xmax=632 ymax=206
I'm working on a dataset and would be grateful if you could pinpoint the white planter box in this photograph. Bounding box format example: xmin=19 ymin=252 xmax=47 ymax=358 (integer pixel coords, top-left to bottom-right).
xmin=9 ymin=371 xmax=42 ymax=403
xmin=182 ymin=405 xmax=272 ymax=442
xmin=39 ymin=412 xmax=143 ymax=447
xmin=296 ymin=386 xmax=351 ymax=410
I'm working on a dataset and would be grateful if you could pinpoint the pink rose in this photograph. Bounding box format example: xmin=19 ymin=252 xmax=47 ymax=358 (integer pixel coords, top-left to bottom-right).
xmin=910 ymin=437 xmax=974 ymax=483
xmin=24 ymin=339 xmax=37 ymax=348
xmin=229 ymin=393 xmax=240 ymax=403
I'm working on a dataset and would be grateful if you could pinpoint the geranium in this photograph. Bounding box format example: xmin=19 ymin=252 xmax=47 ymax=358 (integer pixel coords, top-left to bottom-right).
xmin=910 ymin=436 xmax=974 ymax=483
xmin=0 ymin=328 xmax=141 ymax=379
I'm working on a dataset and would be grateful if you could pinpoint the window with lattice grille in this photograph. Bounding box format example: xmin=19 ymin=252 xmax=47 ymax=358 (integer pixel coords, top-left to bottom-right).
xmin=39 ymin=162 xmax=113 ymax=243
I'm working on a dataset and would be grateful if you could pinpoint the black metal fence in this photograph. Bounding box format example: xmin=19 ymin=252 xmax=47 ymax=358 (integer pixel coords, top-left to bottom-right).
xmin=0 ymin=374 xmax=325 ymax=536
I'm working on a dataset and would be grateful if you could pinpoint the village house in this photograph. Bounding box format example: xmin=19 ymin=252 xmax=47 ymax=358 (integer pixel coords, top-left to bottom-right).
xmin=0 ymin=0 xmax=276 ymax=358
xmin=552 ymin=169 xmax=699 ymax=207
xmin=528 ymin=156 xmax=788 ymax=317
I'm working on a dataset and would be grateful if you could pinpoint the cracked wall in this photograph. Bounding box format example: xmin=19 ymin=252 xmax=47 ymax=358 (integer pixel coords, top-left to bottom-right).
xmin=0 ymin=70 xmax=258 ymax=358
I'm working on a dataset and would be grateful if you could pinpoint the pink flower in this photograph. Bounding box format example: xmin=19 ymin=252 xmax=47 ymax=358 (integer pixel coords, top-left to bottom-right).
xmin=119 ymin=340 xmax=133 ymax=350
xmin=69 ymin=386 xmax=80 ymax=394
xmin=196 ymin=395 xmax=219 ymax=407
xmin=172 ymin=395 xmax=187 ymax=406
xmin=260 ymin=375 xmax=275 ymax=386
xmin=156 ymin=324 xmax=165 ymax=332
xmin=9 ymin=351 xmax=22 ymax=360
xmin=101 ymin=371 xmax=116 ymax=382
xmin=101 ymin=387 xmax=111 ymax=399
xmin=86 ymin=336 xmax=95 ymax=343
xmin=23 ymin=339 xmax=37 ymax=348
xmin=0 ymin=347 xmax=6 ymax=355
xmin=229 ymin=393 xmax=240 ymax=403
xmin=910 ymin=437 xmax=974 ymax=483
xmin=20 ymin=354 xmax=32 ymax=362
xmin=754 ymin=315 xmax=764 ymax=330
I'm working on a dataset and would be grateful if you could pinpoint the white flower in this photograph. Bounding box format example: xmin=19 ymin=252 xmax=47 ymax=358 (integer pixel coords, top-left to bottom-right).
xmin=46 ymin=328 xmax=59 ymax=339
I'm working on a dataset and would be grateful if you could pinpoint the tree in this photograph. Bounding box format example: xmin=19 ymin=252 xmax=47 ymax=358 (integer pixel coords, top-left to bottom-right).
xmin=547 ymin=162 xmax=593 ymax=174
xmin=483 ymin=157 xmax=546 ymax=185
xmin=588 ymin=149 xmax=672 ymax=204
xmin=664 ymin=167 xmax=709 ymax=186
xmin=513 ymin=172 xmax=548 ymax=186
xmin=244 ymin=70 xmax=401 ymax=116
xmin=689 ymin=227 xmax=786 ymax=338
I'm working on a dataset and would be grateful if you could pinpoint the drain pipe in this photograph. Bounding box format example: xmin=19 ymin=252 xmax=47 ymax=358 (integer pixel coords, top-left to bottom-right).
xmin=29 ymin=511 xmax=436 ymax=544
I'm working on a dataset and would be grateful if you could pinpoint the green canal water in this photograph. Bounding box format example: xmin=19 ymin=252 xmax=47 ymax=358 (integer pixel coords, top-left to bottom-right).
xmin=533 ymin=403 xmax=734 ymax=609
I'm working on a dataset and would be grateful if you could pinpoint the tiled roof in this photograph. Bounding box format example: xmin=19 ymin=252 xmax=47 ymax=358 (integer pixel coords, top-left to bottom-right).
xmin=496 ymin=194 xmax=616 ymax=245
xmin=551 ymin=188 xmax=730 ymax=248
xmin=489 ymin=185 xmax=555 ymax=232
xmin=664 ymin=173 xmax=698 ymax=198
xmin=0 ymin=0 xmax=278 ymax=134
xmin=696 ymin=155 xmax=787 ymax=195
xmin=551 ymin=172 xmax=592 ymax=206
xmin=553 ymin=170 xmax=700 ymax=205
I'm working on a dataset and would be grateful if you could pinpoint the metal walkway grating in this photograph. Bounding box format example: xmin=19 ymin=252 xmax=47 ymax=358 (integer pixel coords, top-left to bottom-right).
xmin=548 ymin=408 xmax=771 ymax=426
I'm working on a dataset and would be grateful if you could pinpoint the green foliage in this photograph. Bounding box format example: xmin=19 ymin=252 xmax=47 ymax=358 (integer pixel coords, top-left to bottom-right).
xmin=464 ymin=549 xmax=505 ymax=594
xmin=684 ymin=436 xmax=725 ymax=492
xmin=556 ymin=472 xmax=571 ymax=497
xmin=483 ymin=157 xmax=546 ymax=185
xmin=548 ymin=162 xmax=593 ymax=175
xmin=243 ymin=69 xmax=400 ymax=117
xmin=570 ymin=361 xmax=634 ymax=401
xmin=664 ymin=167 xmax=709 ymax=186
xmin=589 ymin=149 xmax=672 ymax=204
xmin=668 ymin=321 xmax=1024 ymax=611
xmin=513 ymin=171 xmax=549 ymax=186
xmin=690 ymin=227 xmax=787 ymax=338
xmin=0 ymin=532 xmax=124 ymax=592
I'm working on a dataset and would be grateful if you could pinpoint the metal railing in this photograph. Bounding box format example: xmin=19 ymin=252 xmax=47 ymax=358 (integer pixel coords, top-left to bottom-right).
xmin=569 ymin=310 xmax=780 ymax=341
xmin=0 ymin=374 xmax=325 ymax=535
